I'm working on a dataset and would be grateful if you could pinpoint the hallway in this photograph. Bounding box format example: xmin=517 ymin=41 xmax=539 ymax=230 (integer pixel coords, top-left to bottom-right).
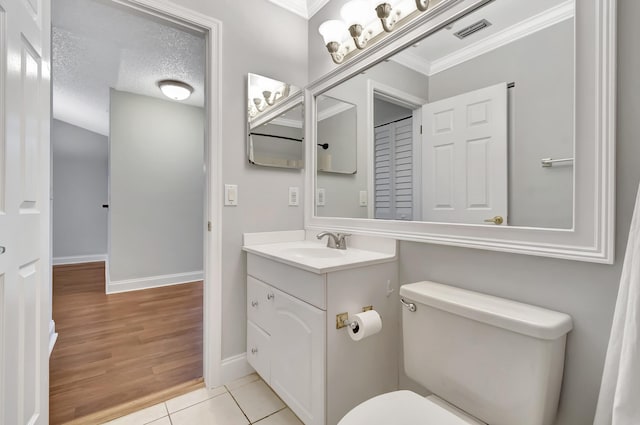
xmin=50 ymin=262 xmax=203 ymax=424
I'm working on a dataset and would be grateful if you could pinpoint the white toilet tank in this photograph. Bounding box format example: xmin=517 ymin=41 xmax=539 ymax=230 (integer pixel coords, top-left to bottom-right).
xmin=399 ymin=281 xmax=573 ymax=425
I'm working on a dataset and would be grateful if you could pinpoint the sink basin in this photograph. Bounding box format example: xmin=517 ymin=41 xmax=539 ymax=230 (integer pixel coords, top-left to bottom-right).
xmin=282 ymin=247 xmax=346 ymax=259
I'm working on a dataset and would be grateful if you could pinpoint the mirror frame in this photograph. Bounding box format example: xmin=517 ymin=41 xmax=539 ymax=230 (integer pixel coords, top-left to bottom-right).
xmin=304 ymin=0 xmax=616 ymax=263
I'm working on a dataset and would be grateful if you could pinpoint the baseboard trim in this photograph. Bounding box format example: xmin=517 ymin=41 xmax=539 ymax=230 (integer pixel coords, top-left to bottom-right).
xmin=107 ymin=270 xmax=204 ymax=294
xmin=49 ymin=320 xmax=58 ymax=357
xmin=52 ymin=254 xmax=107 ymax=265
xmin=221 ymin=353 xmax=255 ymax=384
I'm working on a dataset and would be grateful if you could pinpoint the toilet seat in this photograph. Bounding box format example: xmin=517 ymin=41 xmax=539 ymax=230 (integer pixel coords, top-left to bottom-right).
xmin=337 ymin=391 xmax=485 ymax=425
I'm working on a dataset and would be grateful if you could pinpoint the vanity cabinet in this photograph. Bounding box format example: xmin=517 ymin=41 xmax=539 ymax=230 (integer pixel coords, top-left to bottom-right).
xmin=245 ymin=248 xmax=399 ymax=425
xmin=247 ymin=257 xmax=326 ymax=425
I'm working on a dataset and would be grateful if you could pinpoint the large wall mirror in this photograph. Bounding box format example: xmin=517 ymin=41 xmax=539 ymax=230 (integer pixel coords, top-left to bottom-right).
xmin=247 ymin=73 xmax=304 ymax=169
xmin=305 ymin=0 xmax=616 ymax=263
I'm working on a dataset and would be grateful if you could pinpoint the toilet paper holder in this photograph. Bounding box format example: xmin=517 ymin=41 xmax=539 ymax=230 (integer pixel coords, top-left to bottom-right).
xmin=336 ymin=306 xmax=374 ymax=330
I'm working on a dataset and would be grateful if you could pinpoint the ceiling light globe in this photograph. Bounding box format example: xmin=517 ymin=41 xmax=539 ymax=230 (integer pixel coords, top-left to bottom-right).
xmin=158 ymin=80 xmax=193 ymax=101
xmin=319 ymin=20 xmax=347 ymax=45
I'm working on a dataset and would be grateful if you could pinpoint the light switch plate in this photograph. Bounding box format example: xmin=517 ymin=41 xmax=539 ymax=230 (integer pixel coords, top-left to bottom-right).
xmin=225 ymin=184 xmax=238 ymax=206
xmin=359 ymin=190 xmax=368 ymax=207
xmin=317 ymin=188 xmax=326 ymax=206
xmin=289 ymin=187 xmax=299 ymax=206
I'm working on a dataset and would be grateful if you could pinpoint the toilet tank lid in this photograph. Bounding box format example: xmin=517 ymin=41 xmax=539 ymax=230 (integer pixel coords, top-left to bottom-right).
xmin=399 ymin=281 xmax=573 ymax=340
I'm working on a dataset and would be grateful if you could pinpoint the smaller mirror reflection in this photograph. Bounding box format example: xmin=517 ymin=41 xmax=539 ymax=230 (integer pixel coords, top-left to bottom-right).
xmin=316 ymin=95 xmax=357 ymax=174
xmin=247 ymin=73 xmax=303 ymax=169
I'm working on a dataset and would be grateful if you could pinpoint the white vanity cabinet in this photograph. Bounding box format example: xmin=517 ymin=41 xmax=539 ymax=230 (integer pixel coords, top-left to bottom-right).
xmin=247 ymin=255 xmax=326 ymax=425
xmin=244 ymin=236 xmax=399 ymax=425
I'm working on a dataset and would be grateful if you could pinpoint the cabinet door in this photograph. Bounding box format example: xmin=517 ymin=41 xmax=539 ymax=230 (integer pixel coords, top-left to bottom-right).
xmin=247 ymin=320 xmax=271 ymax=383
xmin=271 ymin=289 xmax=325 ymax=425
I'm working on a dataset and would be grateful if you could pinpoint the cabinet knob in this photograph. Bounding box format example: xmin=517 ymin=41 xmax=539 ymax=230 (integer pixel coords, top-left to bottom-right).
xmin=267 ymin=293 xmax=274 ymax=300
xmin=251 ymin=348 xmax=258 ymax=354
xmin=251 ymin=301 xmax=259 ymax=308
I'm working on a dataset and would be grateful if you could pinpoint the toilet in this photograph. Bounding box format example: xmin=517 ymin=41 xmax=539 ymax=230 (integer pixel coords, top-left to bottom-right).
xmin=338 ymin=281 xmax=573 ymax=425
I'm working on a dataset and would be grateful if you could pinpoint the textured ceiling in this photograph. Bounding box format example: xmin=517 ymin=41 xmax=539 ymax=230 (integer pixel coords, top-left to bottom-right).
xmin=52 ymin=0 xmax=205 ymax=136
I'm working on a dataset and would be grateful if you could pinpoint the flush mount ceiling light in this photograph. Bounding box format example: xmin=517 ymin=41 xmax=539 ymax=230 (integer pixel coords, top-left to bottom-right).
xmin=319 ymin=0 xmax=434 ymax=64
xmin=158 ymin=79 xmax=194 ymax=101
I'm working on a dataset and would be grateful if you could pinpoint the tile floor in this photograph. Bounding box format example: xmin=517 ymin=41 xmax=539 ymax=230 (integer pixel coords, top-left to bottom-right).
xmin=102 ymin=373 xmax=304 ymax=425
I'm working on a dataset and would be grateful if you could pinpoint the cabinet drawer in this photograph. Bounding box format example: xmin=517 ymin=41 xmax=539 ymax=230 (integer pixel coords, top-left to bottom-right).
xmin=247 ymin=253 xmax=327 ymax=310
xmin=247 ymin=320 xmax=271 ymax=384
xmin=247 ymin=276 xmax=274 ymax=333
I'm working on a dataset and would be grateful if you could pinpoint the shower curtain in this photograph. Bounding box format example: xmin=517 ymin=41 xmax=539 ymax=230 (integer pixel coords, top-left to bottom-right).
xmin=593 ymin=182 xmax=640 ymax=425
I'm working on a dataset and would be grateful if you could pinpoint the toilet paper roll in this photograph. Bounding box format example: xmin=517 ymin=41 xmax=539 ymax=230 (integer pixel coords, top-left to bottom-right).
xmin=348 ymin=310 xmax=382 ymax=341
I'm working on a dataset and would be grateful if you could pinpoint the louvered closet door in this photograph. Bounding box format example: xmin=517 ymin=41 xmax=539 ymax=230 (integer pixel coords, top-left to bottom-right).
xmin=374 ymin=118 xmax=414 ymax=220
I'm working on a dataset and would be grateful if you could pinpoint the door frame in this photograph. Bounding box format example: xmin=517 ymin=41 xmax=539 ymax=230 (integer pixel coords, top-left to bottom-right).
xmin=90 ymin=0 xmax=223 ymax=387
xmin=366 ymin=80 xmax=426 ymax=219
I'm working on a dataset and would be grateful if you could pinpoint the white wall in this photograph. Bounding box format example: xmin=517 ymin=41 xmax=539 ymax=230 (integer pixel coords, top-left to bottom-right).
xmin=165 ymin=0 xmax=308 ymax=360
xmin=52 ymin=119 xmax=108 ymax=261
xmin=109 ymin=90 xmax=204 ymax=285
xmin=428 ymin=19 xmax=574 ymax=229
xmin=308 ymin=1 xmax=640 ymax=424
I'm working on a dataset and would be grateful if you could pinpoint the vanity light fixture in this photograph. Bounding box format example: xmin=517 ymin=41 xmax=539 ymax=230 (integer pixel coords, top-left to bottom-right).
xmin=319 ymin=19 xmax=348 ymax=64
xmin=249 ymin=78 xmax=291 ymax=115
xmin=415 ymin=0 xmax=432 ymax=12
xmin=375 ymin=0 xmax=402 ymax=32
xmin=340 ymin=0 xmax=373 ymax=49
xmin=318 ymin=0 xmax=435 ymax=64
xmin=158 ymin=79 xmax=193 ymax=101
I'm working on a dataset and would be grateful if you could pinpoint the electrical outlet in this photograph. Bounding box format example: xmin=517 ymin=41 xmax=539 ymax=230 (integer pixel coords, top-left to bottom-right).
xmin=225 ymin=184 xmax=238 ymax=206
xmin=289 ymin=187 xmax=299 ymax=206
xmin=317 ymin=188 xmax=326 ymax=206
xmin=359 ymin=190 xmax=368 ymax=207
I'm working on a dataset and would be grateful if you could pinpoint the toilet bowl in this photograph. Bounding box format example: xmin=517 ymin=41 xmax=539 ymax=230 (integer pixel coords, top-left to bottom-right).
xmin=338 ymin=391 xmax=484 ymax=425
xmin=338 ymin=281 xmax=573 ymax=425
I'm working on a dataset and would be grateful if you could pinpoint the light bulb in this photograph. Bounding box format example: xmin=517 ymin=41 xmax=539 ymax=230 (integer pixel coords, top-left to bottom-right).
xmin=340 ymin=0 xmax=373 ymax=27
xmin=318 ymin=20 xmax=347 ymax=45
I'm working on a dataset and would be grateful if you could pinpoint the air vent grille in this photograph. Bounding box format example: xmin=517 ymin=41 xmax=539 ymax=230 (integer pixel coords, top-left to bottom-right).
xmin=454 ymin=19 xmax=492 ymax=39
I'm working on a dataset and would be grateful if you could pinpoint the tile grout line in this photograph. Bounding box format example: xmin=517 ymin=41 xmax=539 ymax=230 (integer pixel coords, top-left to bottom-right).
xmin=226 ymin=385 xmax=252 ymax=424
xmin=164 ymin=387 xmax=229 ymax=416
xmin=250 ymin=406 xmax=289 ymax=424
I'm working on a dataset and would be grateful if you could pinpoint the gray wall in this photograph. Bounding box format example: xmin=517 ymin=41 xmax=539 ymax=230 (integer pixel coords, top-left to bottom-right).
xmin=170 ymin=0 xmax=308 ymax=359
xmin=374 ymin=98 xmax=411 ymax=127
xmin=308 ymin=1 xmax=640 ymax=424
xmin=428 ymin=19 xmax=574 ymax=229
xmin=52 ymin=119 xmax=108 ymax=258
xmin=109 ymin=90 xmax=204 ymax=281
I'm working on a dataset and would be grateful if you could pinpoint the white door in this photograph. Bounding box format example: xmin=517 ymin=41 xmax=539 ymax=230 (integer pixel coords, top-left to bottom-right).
xmin=270 ymin=288 xmax=325 ymax=425
xmin=0 ymin=0 xmax=51 ymax=423
xmin=422 ymin=83 xmax=507 ymax=224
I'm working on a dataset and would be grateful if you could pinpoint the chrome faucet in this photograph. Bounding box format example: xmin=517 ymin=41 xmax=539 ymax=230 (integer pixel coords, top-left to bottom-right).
xmin=316 ymin=231 xmax=351 ymax=250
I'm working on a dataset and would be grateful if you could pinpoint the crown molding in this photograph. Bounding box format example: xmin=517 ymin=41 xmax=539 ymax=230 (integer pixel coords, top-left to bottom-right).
xmin=266 ymin=0 xmax=308 ymax=19
xmin=271 ymin=117 xmax=304 ymax=128
xmin=318 ymin=101 xmax=353 ymax=121
xmin=390 ymin=51 xmax=432 ymax=76
xmin=307 ymin=0 xmax=332 ymax=18
xmin=429 ymin=0 xmax=574 ymax=75
xmin=266 ymin=0 xmax=330 ymax=19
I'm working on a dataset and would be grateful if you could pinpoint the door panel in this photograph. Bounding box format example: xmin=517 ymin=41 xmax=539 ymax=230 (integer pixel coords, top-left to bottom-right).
xmin=422 ymin=83 xmax=507 ymax=224
xmin=271 ymin=288 xmax=324 ymax=425
xmin=0 ymin=0 xmax=50 ymax=424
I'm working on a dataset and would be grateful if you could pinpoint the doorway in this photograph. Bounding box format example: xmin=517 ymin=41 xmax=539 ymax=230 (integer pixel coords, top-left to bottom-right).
xmin=49 ymin=0 xmax=222 ymax=422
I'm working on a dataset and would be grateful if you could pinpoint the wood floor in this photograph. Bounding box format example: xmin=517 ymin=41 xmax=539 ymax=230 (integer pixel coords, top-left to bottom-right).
xmin=50 ymin=262 xmax=203 ymax=424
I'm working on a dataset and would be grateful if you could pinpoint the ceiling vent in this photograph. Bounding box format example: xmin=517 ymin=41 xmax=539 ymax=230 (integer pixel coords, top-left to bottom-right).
xmin=454 ymin=19 xmax=492 ymax=39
